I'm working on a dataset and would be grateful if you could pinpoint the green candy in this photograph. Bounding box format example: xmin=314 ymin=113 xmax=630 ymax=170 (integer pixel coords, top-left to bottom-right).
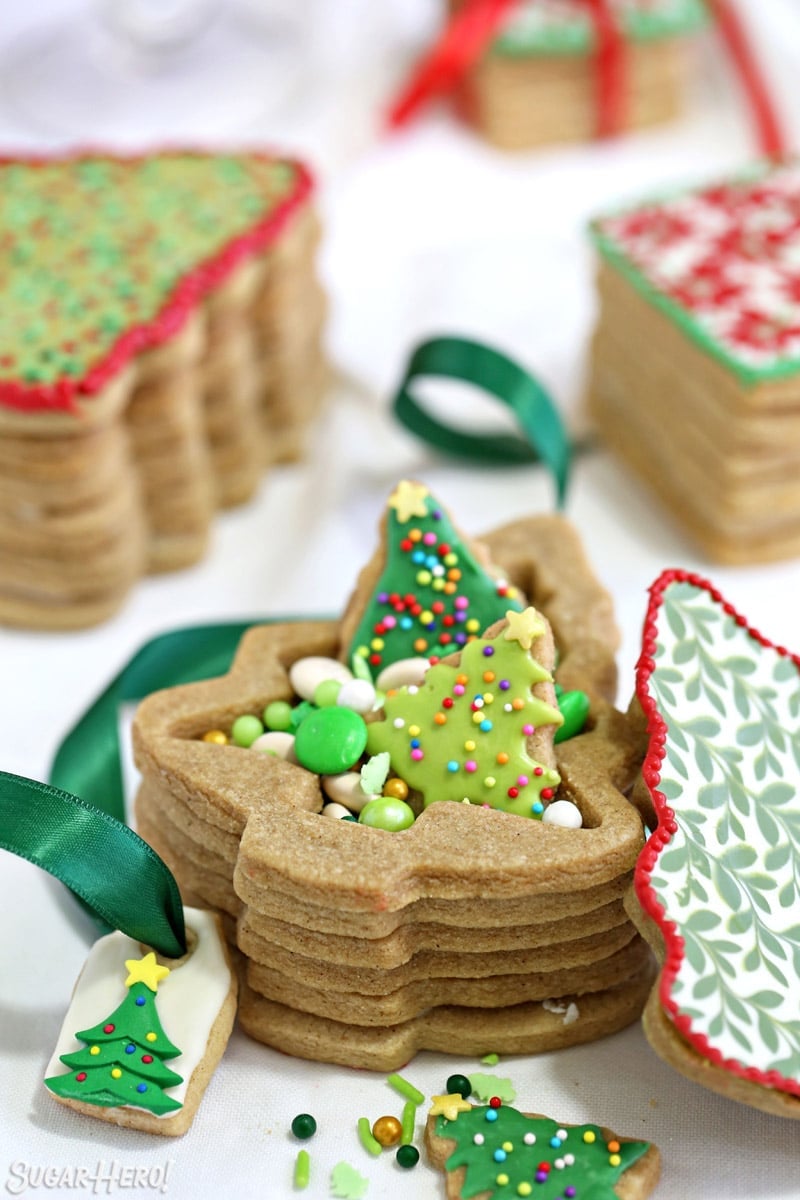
xmin=554 ymin=689 xmax=590 ymax=743
xmin=358 ymin=796 xmax=415 ymax=832
xmin=263 ymin=700 xmax=292 ymax=732
xmin=231 ymin=714 xmax=264 ymax=747
xmin=294 ymin=708 xmax=368 ymax=775
xmin=313 ymin=679 xmax=342 ymax=708
xmin=291 ymin=1113 xmax=317 ymax=1140
xmin=396 ymin=1144 xmax=419 ymax=1169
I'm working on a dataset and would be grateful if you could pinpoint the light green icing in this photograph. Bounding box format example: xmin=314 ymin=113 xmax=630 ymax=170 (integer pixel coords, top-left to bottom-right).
xmin=434 ymin=1105 xmax=650 ymax=1199
xmin=494 ymin=0 xmax=707 ymax=58
xmin=366 ymin=617 xmax=561 ymax=818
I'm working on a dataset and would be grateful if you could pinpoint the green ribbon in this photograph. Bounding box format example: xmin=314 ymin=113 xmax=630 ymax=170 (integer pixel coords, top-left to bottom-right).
xmin=0 ymin=621 xmax=286 ymax=955
xmin=392 ymin=336 xmax=572 ymax=507
xmin=0 ymin=771 xmax=186 ymax=957
xmin=50 ymin=621 xmax=256 ymax=819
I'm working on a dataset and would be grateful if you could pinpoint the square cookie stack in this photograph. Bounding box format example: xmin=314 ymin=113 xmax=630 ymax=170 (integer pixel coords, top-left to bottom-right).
xmin=133 ymin=485 xmax=654 ymax=1070
xmin=447 ymin=0 xmax=705 ymax=150
xmin=0 ymin=150 xmax=326 ymax=628
xmin=588 ymin=161 xmax=800 ymax=564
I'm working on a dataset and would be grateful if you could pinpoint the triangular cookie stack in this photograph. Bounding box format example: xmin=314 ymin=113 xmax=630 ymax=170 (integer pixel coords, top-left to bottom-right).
xmin=0 ymin=150 xmax=326 ymax=628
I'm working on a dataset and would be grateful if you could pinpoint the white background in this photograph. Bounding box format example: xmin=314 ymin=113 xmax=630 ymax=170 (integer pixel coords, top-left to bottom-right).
xmin=1 ymin=2 xmax=800 ymax=1197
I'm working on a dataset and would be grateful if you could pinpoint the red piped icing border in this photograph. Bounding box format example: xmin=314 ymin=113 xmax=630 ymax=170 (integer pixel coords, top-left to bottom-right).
xmin=634 ymin=567 xmax=800 ymax=1099
xmin=0 ymin=147 xmax=314 ymax=415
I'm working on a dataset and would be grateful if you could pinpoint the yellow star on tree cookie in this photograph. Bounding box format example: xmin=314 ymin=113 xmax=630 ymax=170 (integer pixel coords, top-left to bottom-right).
xmin=124 ymin=952 xmax=171 ymax=992
xmin=503 ymin=607 xmax=546 ymax=651
xmin=430 ymin=1093 xmax=473 ymax=1121
xmin=388 ymin=480 xmax=429 ymax=524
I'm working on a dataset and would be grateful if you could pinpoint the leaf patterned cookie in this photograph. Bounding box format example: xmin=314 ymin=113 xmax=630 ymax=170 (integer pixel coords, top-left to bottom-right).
xmin=632 ymin=570 xmax=800 ymax=1117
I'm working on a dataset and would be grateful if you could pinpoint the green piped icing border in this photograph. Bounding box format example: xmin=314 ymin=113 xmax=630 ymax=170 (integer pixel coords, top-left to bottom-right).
xmin=493 ymin=0 xmax=707 ymax=58
xmin=589 ymin=159 xmax=800 ymax=389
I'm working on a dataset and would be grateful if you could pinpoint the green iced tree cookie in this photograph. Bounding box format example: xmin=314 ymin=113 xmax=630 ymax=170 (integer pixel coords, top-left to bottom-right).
xmin=430 ymin=1104 xmax=652 ymax=1200
xmin=366 ymin=608 xmax=562 ymax=818
xmin=346 ymin=480 xmax=523 ymax=674
xmin=45 ymin=952 xmax=183 ymax=1117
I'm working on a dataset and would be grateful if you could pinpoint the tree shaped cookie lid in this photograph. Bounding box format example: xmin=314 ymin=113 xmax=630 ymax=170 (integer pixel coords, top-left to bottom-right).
xmin=634 ymin=570 xmax=800 ymax=1114
xmin=0 ymin=149 xmax=311 ymax=411
xmin=339 ymin=481 xmax=524 ymax=676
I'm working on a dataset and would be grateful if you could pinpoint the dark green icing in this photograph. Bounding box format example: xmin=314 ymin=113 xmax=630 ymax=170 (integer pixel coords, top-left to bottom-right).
xmin=45 ymin=980 xmax=183 ymax=1116
xmin=347 ymin=481 xmax=523 ymax=674
xmin=435 ymin=1105 xmax=651 ymax=1199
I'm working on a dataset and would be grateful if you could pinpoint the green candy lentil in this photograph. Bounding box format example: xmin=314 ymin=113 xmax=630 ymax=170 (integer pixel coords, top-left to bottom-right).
xmin=358 ymin=796 xmax=415 ymax=832
xmin=313 ymin=679 xmax=342 ymax=708
xmin=294 ymin=708 xmax=368 ymax=775
xmin=263 ymin=700 xmax=293 ymax=731
xmin=554 ymin=689 xmax=590 ymax=743
xmin=230 ymin=714 xmax=264 ymax=748
xmin=396 ymin=1145 xmax=419 ymax=1169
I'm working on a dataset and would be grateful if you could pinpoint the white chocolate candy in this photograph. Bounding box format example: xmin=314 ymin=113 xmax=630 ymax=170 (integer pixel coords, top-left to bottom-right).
xmin=542 ymin=799 xmax=583 ymax=829
xmin=337 ymin=678 xmax=377 ymax=714
xmin=322 ymin=771 xmax=375 ymax=813
xmin=250 ymin=731 xmax=296 ymax=761
xmin=289 ymin=656 xmax=353 ymax=702
xmin=376 ymin=657 xmax=430 ymax=692
xmin=322 ymin=802 xmax=355 ymax=820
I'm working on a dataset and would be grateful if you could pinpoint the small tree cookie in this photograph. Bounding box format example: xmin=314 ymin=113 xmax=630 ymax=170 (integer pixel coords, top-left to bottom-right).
xmin=366 ymin=608 xmax=563 ymax=818
xmin=425 ymin=1101 xmax=660 ymax=1199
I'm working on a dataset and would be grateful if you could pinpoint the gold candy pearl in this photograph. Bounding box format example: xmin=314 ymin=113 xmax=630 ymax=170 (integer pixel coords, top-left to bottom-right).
xmin=202 ymin=730 xmax=228 ymax=745
xmin=372 ymin=1115 xmax=402 ymax=1147
xmin=383 ymin=778 xmax=409 ymax=801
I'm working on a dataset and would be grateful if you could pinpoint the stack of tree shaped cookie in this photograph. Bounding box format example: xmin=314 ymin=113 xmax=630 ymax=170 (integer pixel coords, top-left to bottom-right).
xmin=589 ymin=161 xmax=800 ymax=564
xmin=134 ymin=485 xmax=654 ymax=1070
xmin=0 ymin=149 xmax=326 ymax=628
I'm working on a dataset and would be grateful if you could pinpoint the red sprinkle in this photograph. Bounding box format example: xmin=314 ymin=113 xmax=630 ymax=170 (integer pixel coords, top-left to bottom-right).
xmin=103 ymin=1024 xmax=115 ymax=1033
xmin=443 ymin=697 xmax=454 ymax=709
xmin=76 ymin=1072 xmax=87 ymax=1082
xmin=489 ymin=1097 xmax=502 ymax=1109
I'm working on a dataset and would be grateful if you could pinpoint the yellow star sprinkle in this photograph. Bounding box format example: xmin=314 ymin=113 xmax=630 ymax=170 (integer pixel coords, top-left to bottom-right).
xmin=503 ymin=607 xmax=546 ymax=651
xmin=429 ymin=1094 xmax=473 ymax=1121
xmin=124 ymin=952 xmax=171 ymax=992
xmin=388 ymin=480 xmax=429 ymax=524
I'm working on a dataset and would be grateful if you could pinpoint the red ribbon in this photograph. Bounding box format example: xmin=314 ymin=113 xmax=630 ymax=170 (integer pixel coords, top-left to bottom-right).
xmin=387 ymin=0 xmax=787 ymax=158
xmin=707 ymin=0 xmax=786 ymax=160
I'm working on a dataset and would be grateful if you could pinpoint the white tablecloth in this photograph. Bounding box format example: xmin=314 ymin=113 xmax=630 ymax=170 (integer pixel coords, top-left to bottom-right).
xmin=2 ymin=2 xmax=800 ymax=1196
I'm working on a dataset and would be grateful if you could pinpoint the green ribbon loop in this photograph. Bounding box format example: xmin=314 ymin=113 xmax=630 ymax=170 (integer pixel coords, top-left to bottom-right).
xmin=0 ymin=771 xmax=186 ymax=958
xmin=50 ymin=621 xmax=255 ymax=820
xmin=392 ymin=336 xmax=572 ymax=507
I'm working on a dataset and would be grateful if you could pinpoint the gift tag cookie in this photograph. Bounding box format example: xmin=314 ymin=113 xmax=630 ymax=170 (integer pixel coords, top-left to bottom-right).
xmin=632 ymin=570 xmax=800 ymax=1118
xmin=45 ymin=908 xmax=237 ymax=1135
xmin=425 ymin=1101 xmax=660 ymax=1199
